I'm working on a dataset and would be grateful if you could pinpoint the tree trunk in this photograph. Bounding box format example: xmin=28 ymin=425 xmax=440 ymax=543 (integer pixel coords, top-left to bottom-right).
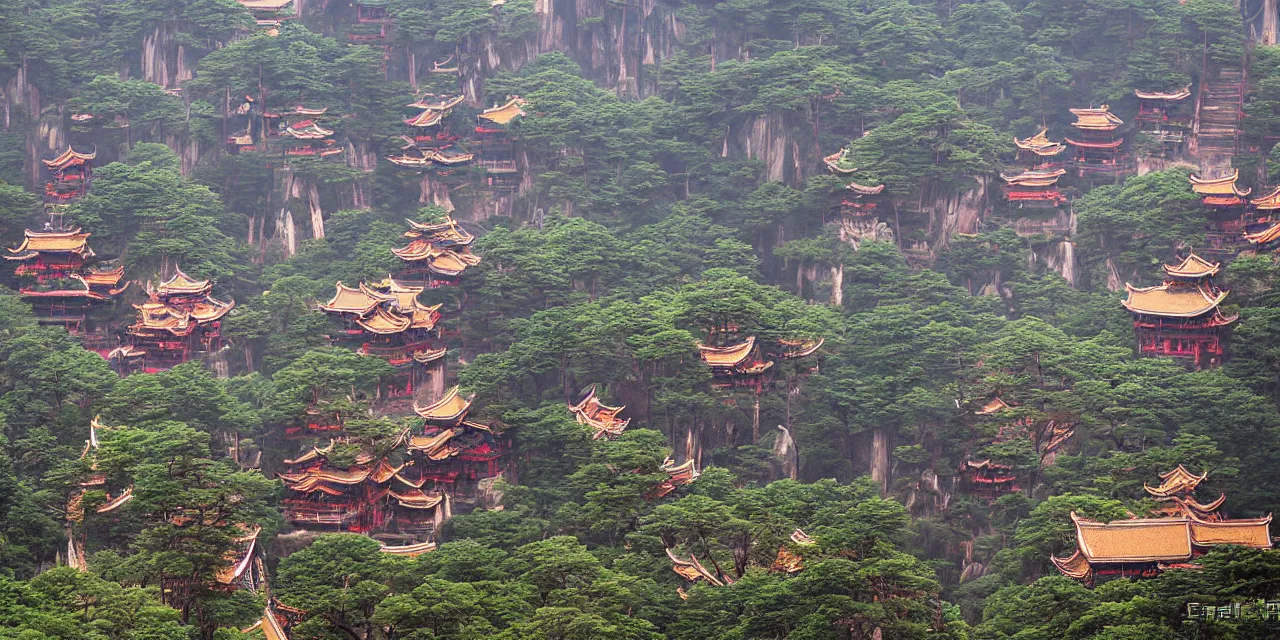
xmin=871 ymin=427 xmax=890 ymax=496
xmin=752 ymin=394 xmax=760 ymax=444
xmin=1266 ymin=0 xmax=1279 ymax=46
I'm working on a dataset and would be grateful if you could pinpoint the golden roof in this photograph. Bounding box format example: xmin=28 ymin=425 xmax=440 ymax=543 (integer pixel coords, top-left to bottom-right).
xmin=1189 ymin=170 xmax=1251 ymax=197
xmin=1245 ymin=221 xmax=1280 ymax=245
xmin=283 ymin=120 xmax=333 ymax=140
xmin=292 ymin=105 xmax=328 ymax=116
xmin=1121 ymin=284 xmax=1229 ymax=319
xmin=356 ymin=306 xmax=412 ymax=334
xmin=1000 ymin=168 xmax=1065 ymax=187
xmin=389 ymin=488 xmax=444 ymax=509
xmin=130 ymin=302 xmax=195 ymax=336
xmin=413 ymin=347 xmax=447 ymax=364
xmin=847 ymin=182 xmax=886 ymax=196
xmin=260 ymin=605 xmax=290 ymax=640
xmin=214 ymin=525 xmax=261 ymax=585
xmin=407 ymin=428 xmax=459 ymax=460
xmin=1013 ymin=128 xmax=1067 ymax=156
xmin=428 ymin=248 xmax=471 ymax=276
xmin=569 ymin=386 xmax=629 ymax=435
xmin=1050 ymin=549 xmax=1093 ymax=580
xmin=1069 ymin=106 xmax=1123 ymax=131
xmin=406 ymin=217 xmax=474 ymax=245
xmin=1071 ymin=512 xmax=1192 ymax=562
xmin=1189 ymin=513 xmax=1273 ymax=548
xmin=407 ymin=94 xmax=464 ymax=111
xmin=8 ymin=229 xmax=92 ymax=256
xmin=778 ymin=337 xmax=823 ymax=359
xmin=82 ymin=265 xmax=125 ymax=286
xmin=392 ymin=239 xmax=434 ymax=261
xmin=975 ymin=397 xmax=1011 ymax=415
xmin=1145 ymin=465 xmax=1208 ymax=498
xmin=770 ymin=547 xmax=804 ymax=574
xmin=404 ymin=109 xmax=443 ymax=128
xmin=379 ymin=540 xmax=437 ymax=556
xmin=1164 ymin=253 xmax=1220 ymax=279
xmin=1251 ymin=186 xmax=1280 ymax=210
xmin=478 ymin=97 xmax=527 ymax=125
xmin=188 ymin=297 xmax=235 ymax=322
xmin=697 ymin=337 xmax=755 ymax=368
xmin=319 ymin=282 xmax=393 ymax=315
xmin=278 ymin=466 xmax=372 ymax=487
xmin=413 ymin=386 xmax=473 ymax=423
xmin=43 ymin=147 xmax=96 ymax=170
xmin=1134 ymin=85 xmax=1192 ymax=101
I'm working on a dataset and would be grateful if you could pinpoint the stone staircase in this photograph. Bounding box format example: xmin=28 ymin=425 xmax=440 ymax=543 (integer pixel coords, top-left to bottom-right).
xmin=1194 ymin=67 xmax=1245 ymax=156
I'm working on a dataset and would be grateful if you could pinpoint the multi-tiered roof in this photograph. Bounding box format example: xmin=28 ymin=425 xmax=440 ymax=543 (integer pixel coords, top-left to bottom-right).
xmin=391 ymin=216 xmax=481 ymax=283
xmin=1189 ymin=169 xmax=1251 ymax=208
xmin=569 ymin=386 xmax=629 ymax=440
xmin=124 ymin=269 xmax=235 ymax=370
xmin=1051 ymin=466 xmax=1272 ymax=583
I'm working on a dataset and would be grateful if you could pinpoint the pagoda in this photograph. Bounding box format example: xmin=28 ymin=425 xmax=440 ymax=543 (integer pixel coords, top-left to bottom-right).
xmin=391 ymin=216 xmax=481 ymax=286
xmin=402 ymin=95 xmax=464 ymax=150
xmin=1145 ymin=465 xmax=1227 ymax=520
xmin=42 ymin=147 xmax=96 ymax=203
xmin=1189 ymin=169 xmax=1250 ymax=210
xmin=1064 ymin=106 xmax=1126 ymax=174
xmin=474 ymin=97 xmax=526 ymax=188
xmin=124 ymin=269 xmax=235 ymax=371
xmin=1134 ymin=86 xmax=1192 ymax=152
xmin=1012 ymin=128 xmax=1067 ymax=168
xmin=569 ymin=386 xmax=629 ymax=440
xmin=1121 ymin=252 xmax=1236 ymax=369
xmin=409 ymin=386 xmax=509 ymax=499
xmin=319 ymin=279 xmax=443 ymax=403
xmin=278 ymin=447 xmax=449 ymax=536
xmin=281 ymin=107 xmax=341 ymax=158
xmin=957 ymin=459 xmax=1019 ymax=498
xmin=1050 ymin=511 xmax=1271 ymax=584
xmin=1000 ymin=168 xmax=1066 ymax=208
xmin=697 ymin=336 xmax=773 ymax=390
xmin=1051 ymin=467 xmax=1271 ymax=585
xmin=6 ymin=223 xmax=129 ymax=335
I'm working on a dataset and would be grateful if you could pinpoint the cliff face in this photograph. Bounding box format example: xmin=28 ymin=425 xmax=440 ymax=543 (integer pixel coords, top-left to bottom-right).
xmin=140 ymin=23 xmax=195 ymax=90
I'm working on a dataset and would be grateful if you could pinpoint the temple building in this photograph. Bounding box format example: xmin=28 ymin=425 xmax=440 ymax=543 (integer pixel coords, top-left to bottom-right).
xmin=1145 ymin=465 xmax=1227 ymax=520
xmin=569 ymin=386 xmax=629 ymax=440
xmin=474 ymin=97 xmax=526 ymax=188
xmin=1242 ymin=187 xmax=1280 ymax=251
xmin=282 ymin=113 xmax=341 ymax=158
xmin=409 ymin=386 xmax=509 ymax=500
xmin=391 ymin=217 xmax=481 ymax=286
xmin=7 ymin=226 xmax=128 ymax=337
xmin=216 ymin=526 xmax=267 ymax=593
xmin=653 ymin=457 xmax=701 ymax=498
xmin=1121 ymin=252 xmax=1236 ymax=369
xmin=1065 ymin=106 xmax=1126 ymax=174
xmin=957 ymin=459 xmax=1019 ymax=499
xmin=1189 ymin=169 xmax=1251 ymax=210
xmin=1000 ymin=168 xmax=1066 ymax=208
xmin=1012 ymin=128 xmax=1066 ymax=167
xmin=7 ymin=228 xmax=94 ymax=281
xmin=1134 ymin=86 xmax=1192 ymax=152
xmin=124 ymin=269 xmax=235 ymax=372
xmin=1052 ymin=466 xmax=1271 ymax=584
xmin=279 ymin=446 xmax=451 ymax=538
xmin=697 ymin=336 xmax=773 ymax=390
xmin=318 ymin=279 xmax=444 ymax=402
xmin=399 ymin=95 xmax=465 ymax=152
xmin=42 ymin=147 xmax=96 ymax=203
